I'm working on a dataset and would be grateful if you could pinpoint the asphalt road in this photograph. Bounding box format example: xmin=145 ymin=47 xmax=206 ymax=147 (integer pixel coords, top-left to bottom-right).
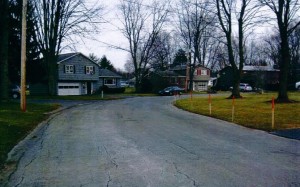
xmin=4 ymin=97 xmax=300 ymax=186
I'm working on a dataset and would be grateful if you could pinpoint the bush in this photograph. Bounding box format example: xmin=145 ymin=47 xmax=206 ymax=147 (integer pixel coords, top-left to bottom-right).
xmin=98 ymin=86 xmax=125 ymax=94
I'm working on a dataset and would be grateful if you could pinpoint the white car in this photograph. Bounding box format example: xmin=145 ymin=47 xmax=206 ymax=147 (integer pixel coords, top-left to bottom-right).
xmin=239 ymin=83 xmax=253 ymax=92
xmin=296 ymin=81 xmax=300 ymax=90
xmin=120 ymin=81 xmax=129 ymax=87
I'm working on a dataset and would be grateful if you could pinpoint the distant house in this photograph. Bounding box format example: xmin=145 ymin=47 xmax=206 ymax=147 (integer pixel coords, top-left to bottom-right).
xmin=243 ymin=65 xmax=279 ymax=83
xmin=57 ymin=52 xmax=122 ymax=96
xmin=189 ymin=66 xmax=211 ymax=91
xmin=149 ymin=64 xmax=211 ymax=92
xmin=99 ymin=69 xmax=122 ymax=88
xmin=57 ymin=53 xmax=100 ymax=95
xmin=149 ymin=70 xmax=186 ymax=92
xmin=217 ymin=65 xmax=280 ymax=90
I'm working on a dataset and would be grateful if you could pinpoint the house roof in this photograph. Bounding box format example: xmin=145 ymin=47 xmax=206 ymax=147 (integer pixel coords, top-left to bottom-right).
xmin=57 ymin=52 xmax=98 ymax=66
xmin=243 ymin=65 xmax=279 ymax=72
xmin=155 ymin=70 xmax=186 ymax=77
xmin=170 ymin=64 xmax=187 ymax=71
xmin=57 ymin=53 xmax=78 ymax=63
xmin=99 ymin=69 xmax=122 ymax=78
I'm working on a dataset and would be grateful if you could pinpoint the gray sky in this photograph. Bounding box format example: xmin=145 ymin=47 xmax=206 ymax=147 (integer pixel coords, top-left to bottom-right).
xmin=64 ymin=0 xmax=129 ymax=70
xmin=61 ymin=0 xmax=295 ymax=70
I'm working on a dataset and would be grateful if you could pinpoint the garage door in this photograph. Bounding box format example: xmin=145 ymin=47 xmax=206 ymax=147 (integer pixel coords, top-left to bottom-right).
xmin=58 ymin=83 xmax=81 ymax=95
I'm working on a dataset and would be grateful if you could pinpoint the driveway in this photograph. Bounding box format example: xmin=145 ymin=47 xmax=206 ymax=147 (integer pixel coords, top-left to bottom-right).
xmin=3 ymin=97 xmax=300 ymax=186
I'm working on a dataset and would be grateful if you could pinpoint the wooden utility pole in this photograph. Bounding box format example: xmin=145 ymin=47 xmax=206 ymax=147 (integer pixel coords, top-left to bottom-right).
xmin=20 ymin=0 xmax=27 ymax=112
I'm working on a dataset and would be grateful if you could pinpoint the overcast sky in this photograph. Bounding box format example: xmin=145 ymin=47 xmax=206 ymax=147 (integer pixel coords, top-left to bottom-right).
xmin=63 ymin=0 xmax=129 ymax=70
xmin=61 ymin=0 xmax=291 ymax=70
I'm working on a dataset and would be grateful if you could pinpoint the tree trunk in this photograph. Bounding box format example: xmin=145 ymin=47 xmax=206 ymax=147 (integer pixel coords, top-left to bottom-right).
xmin=0 ymin=0 xmax=9 ymax=100
xmin=230 ymin=68 xmax=242 ymax=99
xmin=227 ymin=35 xmax=242 ymax=99
xmin=46 ymin=53 xmax=58 ymax=96
xmin=277 ymin=37 xmax=290 ymax=102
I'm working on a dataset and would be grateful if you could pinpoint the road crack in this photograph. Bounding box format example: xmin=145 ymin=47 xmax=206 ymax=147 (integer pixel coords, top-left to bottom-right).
xmin=170 ymin=141 xmax=200 ymax=160
xmin=103 ymin=146 xmax=118 ymax=169
xmin=173 ymin=162 xmax=198 ymax=187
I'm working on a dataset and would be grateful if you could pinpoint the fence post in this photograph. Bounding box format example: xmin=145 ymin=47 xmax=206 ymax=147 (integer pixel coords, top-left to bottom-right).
xmin=272 ymin=97 xmax=275 ymax=129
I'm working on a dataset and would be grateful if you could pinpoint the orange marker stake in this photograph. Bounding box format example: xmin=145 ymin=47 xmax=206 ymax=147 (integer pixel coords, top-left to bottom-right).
xmin=272 ymin=97 xmax=275 ymax=129
xmin=208 ymin=94 xmax=212 ymax=115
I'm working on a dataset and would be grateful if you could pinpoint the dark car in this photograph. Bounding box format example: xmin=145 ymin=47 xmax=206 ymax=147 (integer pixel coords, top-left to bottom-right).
xmin=158 ymin=86 xmax=185 ymax=96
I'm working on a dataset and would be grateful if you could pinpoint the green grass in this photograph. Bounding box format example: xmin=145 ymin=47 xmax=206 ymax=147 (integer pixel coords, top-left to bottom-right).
xmin=121 ymin=87 xmax=156 ymax=97
xmin=175 ymin=92 xmax=300 ymax=131
xmin=28 ymin=87 xmax=156 ymax=100
xmin=28 ymin=94 xmax=121 ymax=100
xmin=0 ymin=101 xmax=59 ymax=167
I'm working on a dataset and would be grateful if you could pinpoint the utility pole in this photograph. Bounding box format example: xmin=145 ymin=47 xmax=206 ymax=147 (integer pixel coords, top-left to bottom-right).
xmin=20 ymin=0 xmax=27 ymax=112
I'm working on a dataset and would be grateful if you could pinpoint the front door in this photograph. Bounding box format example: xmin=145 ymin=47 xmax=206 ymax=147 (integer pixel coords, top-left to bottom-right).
xmin=87 ymin=82 xmax=92 ymax=95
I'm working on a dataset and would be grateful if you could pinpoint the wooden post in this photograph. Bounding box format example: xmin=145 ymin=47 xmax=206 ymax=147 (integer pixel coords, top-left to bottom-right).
xmin=20 ymin=0 xmax=27 ymax=112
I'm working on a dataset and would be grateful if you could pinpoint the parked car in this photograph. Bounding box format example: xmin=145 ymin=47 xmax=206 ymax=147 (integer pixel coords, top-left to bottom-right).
xmin=158 ymin=86 xmax=185 ymax=96
xmin=10 ymin=85 xmax=30 ymax=99
xmin=120 ymin=80 xmax=129 ymax=87
xmin=239 ymin=83 xmax=253 ymax=92
xmin=229 ymin=83 xmax=253 ymax=92
xmin=296 ymin=81 xmax=300 ymax=90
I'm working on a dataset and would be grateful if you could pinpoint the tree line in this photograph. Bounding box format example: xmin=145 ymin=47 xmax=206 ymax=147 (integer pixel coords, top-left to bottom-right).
xmin=118 ymin=0 xmax=300 ymax=102
xmin=0 ymin=0 xmax=300 ymax=102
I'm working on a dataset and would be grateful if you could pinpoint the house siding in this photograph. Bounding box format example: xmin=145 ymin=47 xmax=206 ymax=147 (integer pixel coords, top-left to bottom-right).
xmin=58 ymin=55 xmax=99 ymax=81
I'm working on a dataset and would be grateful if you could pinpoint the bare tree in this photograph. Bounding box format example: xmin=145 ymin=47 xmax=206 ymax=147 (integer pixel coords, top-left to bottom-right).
xmin=118 ymin=0 xmax=170 ymax=92
xmin=263 ymin=33 xmax=281 ymax=66
xmin=290 ymin=26 xmax=300 ymax=84
xmin=176 ymin=0 xmax=215 ymax=90
xmin=259 ymin=0 xmax=300 ymax=102
xmin=124 ymin=57 xmax=135 ymax=74
xmin=149 ymin=32 xmax=172 ymax=71
xmin=215 ymin=0 xmax=260 ymax=98
xmin=32 ymin=0 xmax=102 ymax=95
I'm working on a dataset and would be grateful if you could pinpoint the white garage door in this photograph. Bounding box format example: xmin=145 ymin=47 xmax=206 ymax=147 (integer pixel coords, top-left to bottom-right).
xmin=58 ymin=83 xmax=81 ymax=96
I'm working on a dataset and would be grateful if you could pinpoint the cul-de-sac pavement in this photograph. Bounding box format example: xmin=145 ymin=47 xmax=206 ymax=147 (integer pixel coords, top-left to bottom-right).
xmin=3 ymin=96 xmax=300 ymax=187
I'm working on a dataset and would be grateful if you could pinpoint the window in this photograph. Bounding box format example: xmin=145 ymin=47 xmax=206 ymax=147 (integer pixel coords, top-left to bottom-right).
xmin=86 ymin=66 xmax=94 ymax=74
xmin=65 ymin=65 xmax=74 ymax=74
xmin=104 ymin=78 xmax=116 ymax=85
xmin=201 ymin=70 xmax=207 ymax=76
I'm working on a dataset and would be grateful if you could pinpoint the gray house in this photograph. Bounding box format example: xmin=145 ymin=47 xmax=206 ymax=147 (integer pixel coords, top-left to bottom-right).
xmin=99 ymin=69 xmax=122 ymax=88
xmin=57 ymin=52 xmax=121 ymax=96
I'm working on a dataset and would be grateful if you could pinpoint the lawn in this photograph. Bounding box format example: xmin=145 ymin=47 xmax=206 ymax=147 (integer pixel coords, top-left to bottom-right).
xmin=27 ymin=87 xmax=156 ymax=100
xmin=174 ymin=92 xmax=300 ymax=131
xmin=0 ymin=101 xmax=59 ymax=168
xmin=27 ymin=94 xmax=120 ymax=100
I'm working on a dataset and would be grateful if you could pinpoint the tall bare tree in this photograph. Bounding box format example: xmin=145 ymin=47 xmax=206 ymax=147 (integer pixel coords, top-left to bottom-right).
xmin=149 ymin=32 xmax=172 ymax=71
xmin=118 ymin=0 xmax=170 ymax=92
xmin=32 ymin=0 xmax=102 ymax=95
xmin=259 ymin=0 xmax=300 ymax=102
xmin=215 ymin=0 xmax=260 ymax=98
xmin=176 ymin=0 xmax=215 ymax=90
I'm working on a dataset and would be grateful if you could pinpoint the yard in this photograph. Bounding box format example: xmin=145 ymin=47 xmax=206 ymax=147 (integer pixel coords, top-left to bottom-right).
xmin=175 ymin=92 xmax=300 ymax=131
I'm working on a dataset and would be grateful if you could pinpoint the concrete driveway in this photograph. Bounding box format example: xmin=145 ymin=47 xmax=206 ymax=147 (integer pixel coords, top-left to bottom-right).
xmin=3 ymin=96 xmax=300 ymax=186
